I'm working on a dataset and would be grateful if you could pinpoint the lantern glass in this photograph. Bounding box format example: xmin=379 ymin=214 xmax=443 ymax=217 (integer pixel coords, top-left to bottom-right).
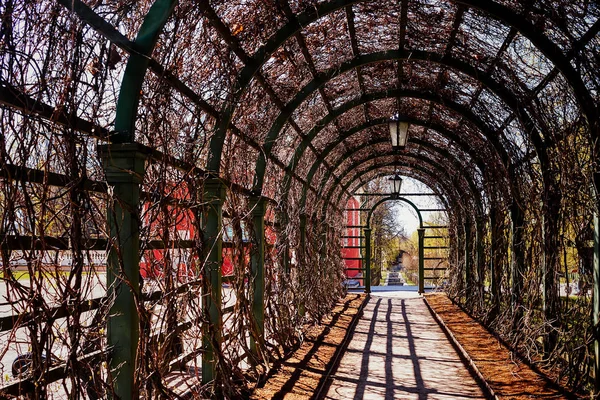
xmin=389 ymin=173 xmax=403 ymax=197
xmin=389 ymin=118 xmax=409 ymax=149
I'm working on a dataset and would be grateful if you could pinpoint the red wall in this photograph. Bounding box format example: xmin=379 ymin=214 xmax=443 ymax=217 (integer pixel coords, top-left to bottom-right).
xmin=342 ymin=197 xmax=362 ymax=279
xmin=139 ymin=187 xmax=277 ymax=281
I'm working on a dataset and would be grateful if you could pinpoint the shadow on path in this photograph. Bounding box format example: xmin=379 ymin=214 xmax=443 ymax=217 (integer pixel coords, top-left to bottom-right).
xmin=353 ymin=298 xmax=381 ymax=399
xmin=323 ymin=293 xmax=486 ymax=400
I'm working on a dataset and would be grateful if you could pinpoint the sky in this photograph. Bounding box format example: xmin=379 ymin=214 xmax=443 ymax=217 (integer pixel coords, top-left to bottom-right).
xmin=390 ymin=178 xmax=447 ymax=235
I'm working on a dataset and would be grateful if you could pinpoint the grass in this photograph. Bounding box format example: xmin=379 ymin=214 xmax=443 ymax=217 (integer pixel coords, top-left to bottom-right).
xmin=0 ymin=270 xmax=95 ymax=281
xmin=401 ymin=269 xmax=417 ymax=285
xmin=0 ymin=271 xmax=31 ymax=281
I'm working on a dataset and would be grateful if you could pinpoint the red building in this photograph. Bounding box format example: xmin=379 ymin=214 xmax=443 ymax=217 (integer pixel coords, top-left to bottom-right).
xmin=139 ymin=185 xmax=277 ymax=281
xmin=342 ymin=196 xmax=362 ymax=283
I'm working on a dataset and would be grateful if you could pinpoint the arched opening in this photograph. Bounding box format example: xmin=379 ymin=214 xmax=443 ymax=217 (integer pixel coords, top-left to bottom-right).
xmin=2 ymin=0 xmax=600 ymax=397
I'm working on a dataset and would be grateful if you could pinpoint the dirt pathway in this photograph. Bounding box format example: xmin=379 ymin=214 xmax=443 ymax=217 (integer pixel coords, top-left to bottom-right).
xmin=251 ymin=294 xmax=366 ymax=399
xmin=323 ymin=291 xmax=486 ymax=400
xmin=425 ymin=294 xmax=570 ymax=399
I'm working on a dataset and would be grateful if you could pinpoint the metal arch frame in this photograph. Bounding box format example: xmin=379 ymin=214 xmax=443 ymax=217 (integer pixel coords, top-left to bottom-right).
xmin=61 ymin=0 xmax=599 ymax=156
xmin=289 ymin=116 xmax=493 ymax=213
xmin=340 ymin=161 xmax=487 ymax=295
xmin=336 ymin=162 xmax=477 ymax=294
xmin=252 ymin=50 xmax=547 ymax=194
xmin=207 ymin=0 xmax=597 ymax=175
xmin=345 ymin=169 xmax=455 ymax=218
xmin=62 ymin=0 xmax=561 ymax=245
xmin=324 ymin=158 xmax=470 ymax=222
xmin=112 ymin=0 xmax=177 ymax=143
xmin=326 ymin=157 xmax=476 ymax=235
xmin=299 ymin=134 xmax=486 ymax=217
xmin=222 ymin=23 xmax=567 ymax=318
xmin=53 ymin=0 xmax=600 ymax=392
xmin=320 ymin=145 xmax=484 ymax=232
xmin=239 ymin=53 xmax=558 ymax=295
xmin=281 ymin=87 xmax=512 ymax=215
xmin=324 ymin=151 xmax=483 ymax=218
xmin=340 ymin=161 xmax=486 ymax=288
xmin=316 ymin=141 xmax=483 ymax=223
xmin=341 ymin=172 xmax=454 ymax=295
xmin=264 ymin=76 xmax=525 ymax=233
xmin=333 ymin=138 xmax=485 ymax=208
xmin=331 ymin=161 xmax=473 ymax=235
xmin=365 ymin=196 xmax=424 ymax=228
xmin=339 ymin=157 xmax=467 ymax=204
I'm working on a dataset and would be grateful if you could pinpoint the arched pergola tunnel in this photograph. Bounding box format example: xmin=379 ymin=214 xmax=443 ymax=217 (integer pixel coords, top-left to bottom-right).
xmin=2 ymin=0 xmax=600 ymax=398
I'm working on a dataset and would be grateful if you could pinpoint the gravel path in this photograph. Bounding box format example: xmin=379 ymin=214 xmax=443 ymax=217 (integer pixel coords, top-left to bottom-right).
xmin=324 ymin=291 xmax=486 ymax=400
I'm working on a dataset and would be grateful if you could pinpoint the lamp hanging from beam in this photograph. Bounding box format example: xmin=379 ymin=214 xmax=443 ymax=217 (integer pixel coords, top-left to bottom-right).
xmin=389 ymin=172 xmax=403 ymax=198
xmin=389 ymin=115 xmax=409 ymax=151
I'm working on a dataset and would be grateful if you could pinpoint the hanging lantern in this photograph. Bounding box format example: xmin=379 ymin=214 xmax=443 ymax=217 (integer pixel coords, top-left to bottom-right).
xmin=389 ymin=173 xmax=403 ymax=198
xmin=389 ymin=116 xmax=409 ymax=151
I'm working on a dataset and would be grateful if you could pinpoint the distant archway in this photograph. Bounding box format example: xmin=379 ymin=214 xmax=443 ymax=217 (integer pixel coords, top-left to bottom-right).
xmin=346 ymin=194 xmax=432 ymax=294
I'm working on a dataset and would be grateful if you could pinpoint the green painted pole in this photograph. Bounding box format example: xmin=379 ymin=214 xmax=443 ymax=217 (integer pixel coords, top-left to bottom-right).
xmin=418 ymin=228 xmax=425 ymax=294
xmin=364 ymin=228 xmax=371 ymax=293
xmin=320 ymin=222 xmax=329 ymax=287
xmin=280 ymin=213 xmax=290 ymax=274
xmin=490 ymin=209 xmax=499 ymax=311
xmin=99 ymin=143 xmax=147 ymax=400
xmin=476 ymin=217 xmax=484 ymax=299
xmin=249 ymin=197 xmax=266 ymax=357
xmin=299 ymin=214 xmax=307 ymax=316
xmin=202 ymin=178 xmax=225 ymax=385
xmin=511 ymin=201 xmax=525 ymax=321
xmin=300 ymin=214 xmax=307 ymax=253
xmin=112 ymin=0 xmax=176 ymax=143
xmin=464 ymin=222 xmax=471 ymax=300
xmin=541 ymin=210 xmax=549 ymax=356
xmin=593 ymin=172 xmax=600 ymax=392
xmin=320 ymin=222 xmax=327 ymax=261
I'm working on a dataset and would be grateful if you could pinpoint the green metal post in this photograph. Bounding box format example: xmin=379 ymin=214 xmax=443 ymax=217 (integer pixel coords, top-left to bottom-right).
xmin=418 ymin=228 xmax=425 ymax=294
xmin=99 ymin=143 xmax=147 ymax=400
xmin=202 ymin=178 xmax=225 ymax=385
xmin=541 ymin=209 xmax=548 ymax=347
xmin=321 ymin=222 xmax=329 ymax=286
xmin=595 ymin=210 xmax=600 ymax=392
xmin=490 ymin=209 xmax=499 ymax=308
xmin=300 ymin=214 xmax=307 ymax=254
xmin=299 ymin=214 xmax=307 ymax=316
xmin=249 ymin=197 xmax=266 ymax=356
xmin=364 ymin=228 xmax=371 ymax=293
xmin=594 ymin=172 xmax=600 ymax=392
xmin=464 ymin=222 xmax=471 ymax=300
xmin=112 ymin=0 xmax=176 ymax=144
xmin=511 ymin=201 xmax=525 ymax=321
xmin=476 ymin=217 xmax=484 ymax=299
xmin=280 ymin=213 xmax=290 ymax=274
xmin=320 ymin=222 xmax=327 ymax=258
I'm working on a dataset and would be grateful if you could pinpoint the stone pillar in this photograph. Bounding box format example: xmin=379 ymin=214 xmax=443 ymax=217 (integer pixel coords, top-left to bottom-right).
xmin=99 ymin=143 xmax=147 ymax=400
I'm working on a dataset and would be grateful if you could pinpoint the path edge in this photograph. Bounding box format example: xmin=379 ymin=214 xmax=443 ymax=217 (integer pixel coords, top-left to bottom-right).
xmin=422 ymin=295 xmax=498 ymax=400
xmin=313 ymin=293 xmax=370 ymax=400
